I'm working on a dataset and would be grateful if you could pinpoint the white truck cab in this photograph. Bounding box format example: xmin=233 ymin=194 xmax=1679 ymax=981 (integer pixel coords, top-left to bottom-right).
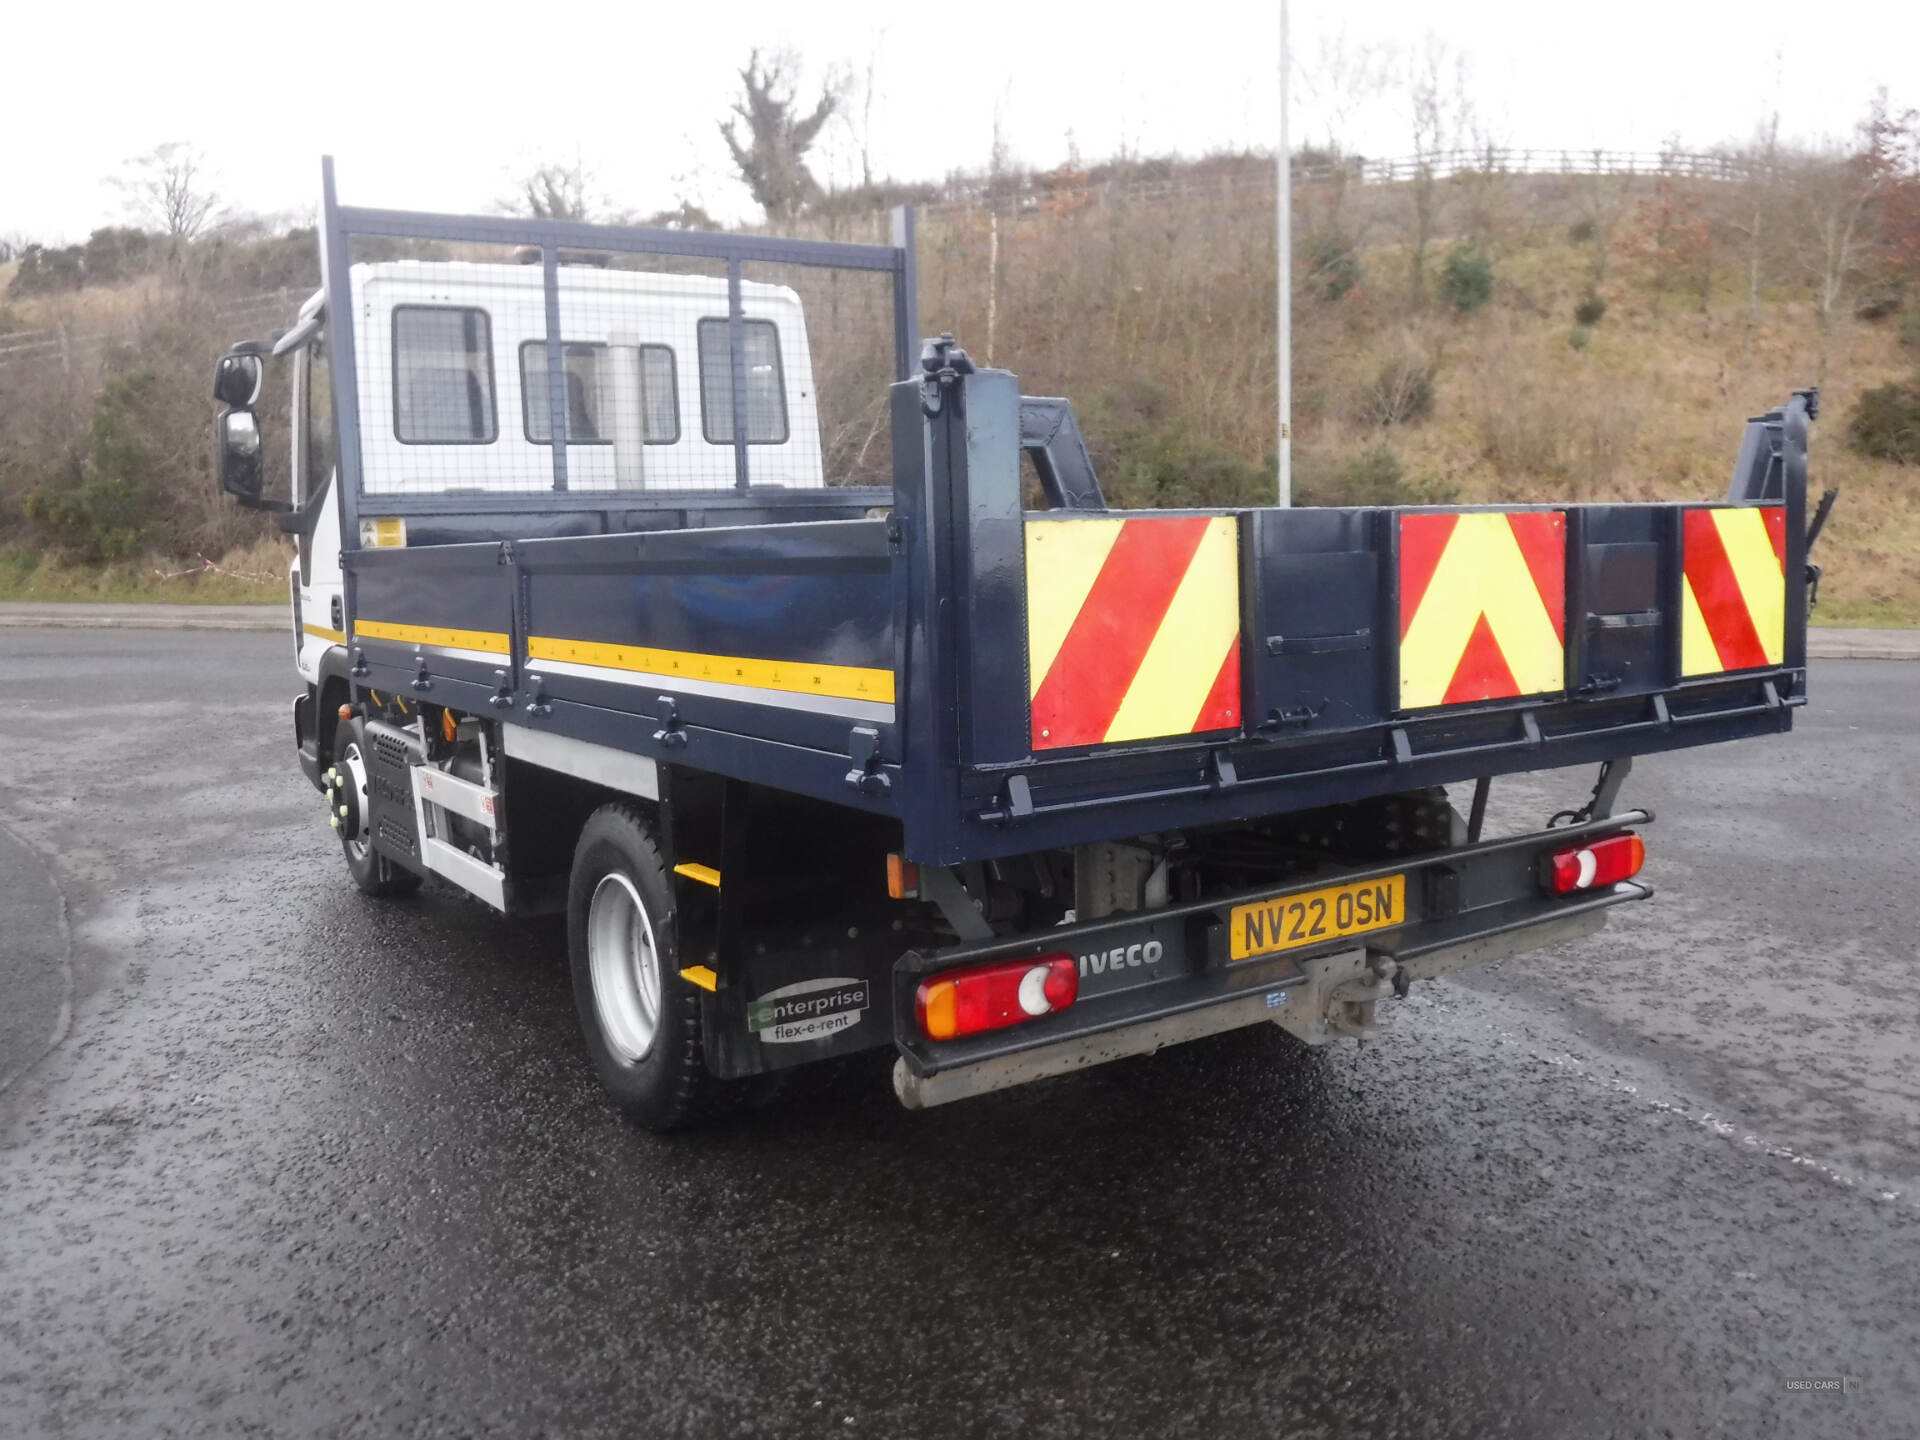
xmin=283 ymin=260 xmax=824 ymax=694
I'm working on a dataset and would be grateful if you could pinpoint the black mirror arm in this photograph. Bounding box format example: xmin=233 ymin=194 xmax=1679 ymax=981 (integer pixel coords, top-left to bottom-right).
xmin=272 ymin=467 xmax=333 ymax=534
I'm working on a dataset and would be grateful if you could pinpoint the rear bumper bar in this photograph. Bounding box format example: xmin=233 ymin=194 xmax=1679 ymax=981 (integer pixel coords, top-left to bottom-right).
xmin=893 ymin=891 xmax=1637 ymax=1110
xmin=891 ymin=811 xmax=1654 ymax=1103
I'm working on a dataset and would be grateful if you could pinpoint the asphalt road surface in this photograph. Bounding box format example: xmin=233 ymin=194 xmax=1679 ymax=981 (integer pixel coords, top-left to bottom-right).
xmin=2 ymin=629 xmax=1915 ymax=1439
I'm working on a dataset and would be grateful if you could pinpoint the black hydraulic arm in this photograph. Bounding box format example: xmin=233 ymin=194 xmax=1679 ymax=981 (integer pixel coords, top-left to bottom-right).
xmin=1019 ymin=397 xmax=1106 ymax=511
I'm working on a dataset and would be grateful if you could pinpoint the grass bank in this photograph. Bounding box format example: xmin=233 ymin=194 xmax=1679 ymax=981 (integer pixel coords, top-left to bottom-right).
xmin=0 ymin=538 xmax=289 ymax=605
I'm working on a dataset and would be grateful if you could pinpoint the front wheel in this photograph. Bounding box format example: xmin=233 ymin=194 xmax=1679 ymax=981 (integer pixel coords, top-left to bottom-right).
xmin=326 ymin=724 xmax=423 ymax=899
xmin=567 ymin=802 xmax=728 ymax=1130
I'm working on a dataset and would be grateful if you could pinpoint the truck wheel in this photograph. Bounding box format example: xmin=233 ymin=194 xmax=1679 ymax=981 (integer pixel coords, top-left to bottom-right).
xmin=329 ymin=726 xmax=423 ymax=899
xmin=567 ymin=802 xmax=726 ymax=1130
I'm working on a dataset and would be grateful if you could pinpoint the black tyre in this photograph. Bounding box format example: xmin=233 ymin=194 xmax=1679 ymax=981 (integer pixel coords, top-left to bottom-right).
xmin=567 ymin=802 xmax=728 ymax=1130
xmin=327 ymin=723 xmax=423 ymax=899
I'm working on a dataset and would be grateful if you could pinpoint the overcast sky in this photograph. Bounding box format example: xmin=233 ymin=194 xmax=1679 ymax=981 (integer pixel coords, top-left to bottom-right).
xmin=3 ymin=0 xmax=1915 ymax=243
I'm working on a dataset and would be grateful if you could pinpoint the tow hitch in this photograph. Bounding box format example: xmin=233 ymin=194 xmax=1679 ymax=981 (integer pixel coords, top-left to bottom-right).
xmin=1267 ymin=949 xmax=1402 ymax=1046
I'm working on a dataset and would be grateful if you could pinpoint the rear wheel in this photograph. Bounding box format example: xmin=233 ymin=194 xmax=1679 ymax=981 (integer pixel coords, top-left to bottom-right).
xmin=325 ymin=724 xmax=423 ymax=899
xmin=567 ymin=802 xmax=729 ymax=1130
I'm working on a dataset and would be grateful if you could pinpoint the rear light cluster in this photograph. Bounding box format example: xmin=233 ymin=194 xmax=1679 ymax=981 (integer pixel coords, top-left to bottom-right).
xmin=886 ymin=853 xmax=920 ymax=900
xmin=1542 ymin=831 xmax=1645 ymax=894
xmin=916 ymin=955 xmax=1077 ymax=1042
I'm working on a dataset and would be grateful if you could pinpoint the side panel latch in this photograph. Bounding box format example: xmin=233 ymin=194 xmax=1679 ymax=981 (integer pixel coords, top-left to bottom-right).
xmin=844 ymin=725 xmax=889 ymax=794
xmin=652 ymin=694 xmax=687 ymax=748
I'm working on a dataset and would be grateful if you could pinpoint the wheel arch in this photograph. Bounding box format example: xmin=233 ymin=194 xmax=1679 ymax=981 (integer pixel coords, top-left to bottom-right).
xmin=315 ymin=646 xmax=354 ymax=763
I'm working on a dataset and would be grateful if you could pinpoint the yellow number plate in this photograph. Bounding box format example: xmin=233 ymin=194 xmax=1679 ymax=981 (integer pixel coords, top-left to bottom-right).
xmin=1229 ymin=874 xmax=1407 ymax=960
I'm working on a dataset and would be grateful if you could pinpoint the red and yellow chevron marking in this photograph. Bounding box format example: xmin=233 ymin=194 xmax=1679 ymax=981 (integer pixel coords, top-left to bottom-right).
xmin=1681 ymin=506 xmax=1786 ymax=676
xmin=1399 ymin=511 xmax=1566 ymax=710
xmin=1026 ymin=515 xmax=1241 ymax=751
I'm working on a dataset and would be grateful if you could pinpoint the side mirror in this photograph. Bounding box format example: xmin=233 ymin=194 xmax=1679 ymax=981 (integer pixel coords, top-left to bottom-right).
xmin=217 ymin=408 xmax=270 ymax=505
xmin=214 ymin=352 xmax=263 ymax=408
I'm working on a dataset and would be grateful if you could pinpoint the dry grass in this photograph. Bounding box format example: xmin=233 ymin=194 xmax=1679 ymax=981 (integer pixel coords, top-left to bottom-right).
xmin=0 ymin=536 xmax=291 ymax=604
xmin=1 ymin=273 xmax=185 ymax=333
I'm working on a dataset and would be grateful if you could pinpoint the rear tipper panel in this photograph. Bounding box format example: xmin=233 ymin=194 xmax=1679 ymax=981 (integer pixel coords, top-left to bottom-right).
xmin=345 ymin=356 xmax=1807 ymax=869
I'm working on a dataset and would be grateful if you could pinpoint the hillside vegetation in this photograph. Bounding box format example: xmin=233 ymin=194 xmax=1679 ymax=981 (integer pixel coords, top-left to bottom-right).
xmin=2 ymin=146 xmax=1917 ymax=623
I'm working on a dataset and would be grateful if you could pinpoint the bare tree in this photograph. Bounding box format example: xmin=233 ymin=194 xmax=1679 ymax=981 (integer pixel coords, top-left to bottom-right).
xmin=858 ymin=41 xmax=882 ymax=191
xmin=815 ymin=34 xmax=889 ymax=208
xmin=115 ymin=143 xmax=220 ymax=253
xmin=720 ymin=49 xmax=841 ymax=224
xmin=1402 ymin=39 xmax=1472 ymax=303
xmin=1726 ymin=105 xmax=1781 ymax=353
xmin=1574 ymin=159 xmax=1631 ymax=293
xmin=1292 ymin=32 xmax=1390 ymax=241
xmin=511 ymin=161 xmax=592 ymax=221
xmin=1622 ymin=140 xmax=1715 ymax=317
xmin=1789 ymin=94 xmax=1906 ymax=383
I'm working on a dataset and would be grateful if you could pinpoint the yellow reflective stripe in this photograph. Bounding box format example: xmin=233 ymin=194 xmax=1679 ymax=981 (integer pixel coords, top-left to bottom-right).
xmin=673 ymin=862 xmax=722 ymax=887
xmin=1712 ymin=508 xmax=1785 ymax=666
xmin=1103 ymin=516 xmax=1240 ymax=743
xmin=1400 ymin=513 xmax=1562 ymax=709
xmin=354 ymin=619 xmax=511 ymax=655
xmin=1023 ymin=517 xmax=1126 ymax=699
xmin=527 ymin=636 xmax=895 ymax=704
xmin=1679 ymin=576 xmax=1718 ymax=676
xmin=302 ymin=624 xmax=345 ymax=644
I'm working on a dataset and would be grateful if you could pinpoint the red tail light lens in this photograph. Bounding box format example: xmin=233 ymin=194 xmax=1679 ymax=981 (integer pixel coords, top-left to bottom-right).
xmin=1543 ymin=831 xmax=1645 ymax=894
xmin=915 ymin=955 xmax=1078 ymax=1042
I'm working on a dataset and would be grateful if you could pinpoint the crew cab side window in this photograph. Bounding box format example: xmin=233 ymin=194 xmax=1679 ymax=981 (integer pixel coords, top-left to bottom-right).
xmin=696 ymin=318 xmax=789 ymax=444
xmin=392 ymin=306 xmax=497 ymax=444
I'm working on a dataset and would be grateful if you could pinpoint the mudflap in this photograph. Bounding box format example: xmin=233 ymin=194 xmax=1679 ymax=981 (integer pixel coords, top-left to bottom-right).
xmin=698 ymin=922 xmax=908 ymax=1079
xmin=294 ymin=691 xmax=324 ymax=792
xmin=668 ymin=775 xmax=933 ymax=1080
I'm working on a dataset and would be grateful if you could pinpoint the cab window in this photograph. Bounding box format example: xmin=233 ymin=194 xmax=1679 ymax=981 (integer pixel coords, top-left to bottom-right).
xmin=392 ymin=306 xmax=497 ymax=444
xmin=520 ymin=341 xmax=679 ymax=444
xmin=697 ymin=318 xmax=788 ymax=444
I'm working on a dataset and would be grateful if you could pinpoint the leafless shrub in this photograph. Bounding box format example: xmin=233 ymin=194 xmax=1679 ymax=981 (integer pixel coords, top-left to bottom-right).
xmin=1352 ymin=335 xmax=1443 ymax=429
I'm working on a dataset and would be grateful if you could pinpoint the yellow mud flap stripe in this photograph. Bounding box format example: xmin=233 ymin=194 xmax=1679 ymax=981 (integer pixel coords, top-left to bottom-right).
xmin=526 ymin=636 xmax=895 ymax=705
xmin=673 ymin=862 xmax=722 ymax=887
xmin=353 ymin=620 xmax=512 ymax=654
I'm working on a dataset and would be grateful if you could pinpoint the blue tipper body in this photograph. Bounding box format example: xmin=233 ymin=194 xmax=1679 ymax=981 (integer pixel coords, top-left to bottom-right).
xmin=322 ymin=175 xmax=1812 ymax=870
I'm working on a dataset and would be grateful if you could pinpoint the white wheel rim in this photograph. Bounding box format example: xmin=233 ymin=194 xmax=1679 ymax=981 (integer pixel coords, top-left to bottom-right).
xmin=587 ymin=871 xmax=662 ymax=1063
xmin=341 ymin=742 xmax=372 ymax=862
